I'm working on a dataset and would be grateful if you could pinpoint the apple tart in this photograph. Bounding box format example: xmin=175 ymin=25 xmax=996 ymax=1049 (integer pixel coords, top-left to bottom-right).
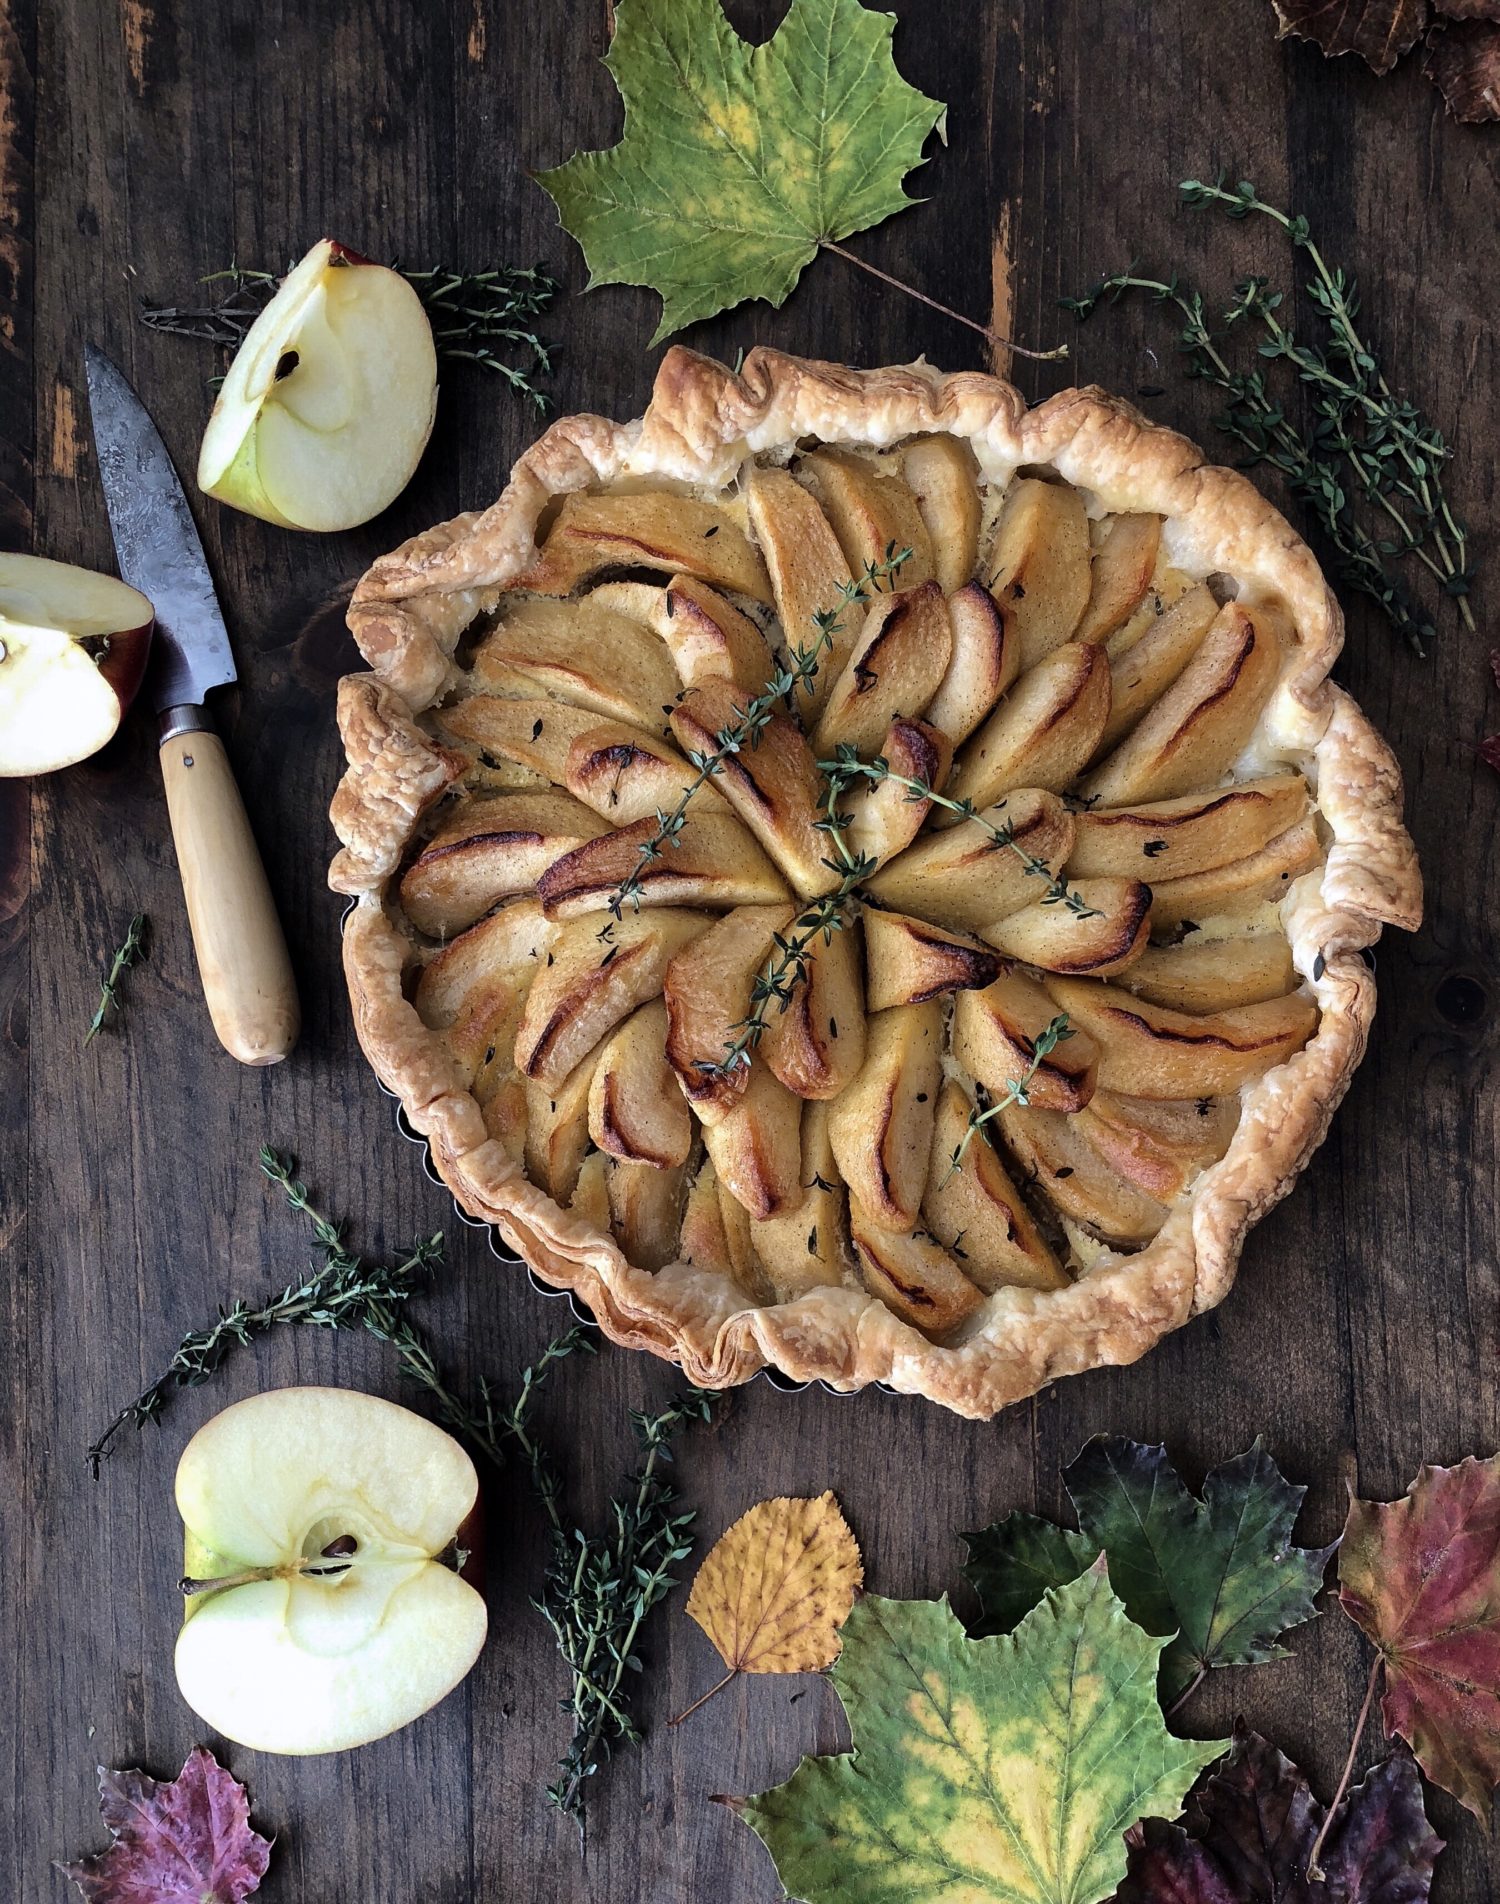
xmin=330 ymin=348 xmax=1420 ymax=1418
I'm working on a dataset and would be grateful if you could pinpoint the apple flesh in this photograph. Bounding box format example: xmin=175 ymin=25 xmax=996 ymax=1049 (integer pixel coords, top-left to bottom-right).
xmin=174 ymin=1386 xmax=487 ymax=1755
xmin=0 ymin=554 xmax=152 ymax=776
xmin=197 ymin=239 xmax=438 ymax=533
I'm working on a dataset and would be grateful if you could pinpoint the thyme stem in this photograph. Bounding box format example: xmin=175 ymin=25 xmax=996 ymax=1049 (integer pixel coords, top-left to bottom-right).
xmin=943 ymin=1013 xmax=1073 ymax=1181
xmin=85 ymin=912 xmax=148 ymax=1046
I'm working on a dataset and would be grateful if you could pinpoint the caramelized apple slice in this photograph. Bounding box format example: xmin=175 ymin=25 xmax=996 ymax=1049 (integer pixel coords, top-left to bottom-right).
xmin=760 ymin=910 xmax=866 ymax=1100
xmin=587 ymin=999 xmax=692 ymax=1168
xmin=1121 ymin=934 xmax=1296 ymax=1012
xmin=946 ymin=642 xmax=1111 ymax=810
xmin=1067 ymin=775 xmax=1310 ymax=881
xmin=515 ymin=909 xmax=709 ymax=1091
xmin=461 ymin=990 xmax=530 ymax=1162
xmin=589 ymin=574 xmax=773 ymax=690
xmin=843 ymin=718 xmax=953 ymax=871
xmin=1074 ymin=515 xmax=1162 ymax=646
xmin=754 ymin=1099 xmax=850 ymax=1302
xmin=864 ymin=788 xmax=1074 ymax=936
xmin=811 ymin=580 xmax=953 ymax=758
xmin=1095 ymin=583 xmax=1221 ymax=753
xmin=570 ymin=1150 xmax=612 ymax=1231
xmin=995 ymin=1100 xmax=1169 ymax=1247
xmin=563 ymin=720 xmax=727 ymax=826
xmin=796 ymin=448 xmax=935 ymax=589
xmin=952 ymin=968 xmax=1099 ymax=1113
xmin=985 ymin=477 xmax=1091 ymax=671
xmin=827 ymin=1001 xmax=942 ymax=1231
xmin=1040 ymin=976 xmax=1317 ymax=1099
xmin=1078 ymin=1090 xmax=1238 ymax=1202
xmin=437 ymin=697 xmax=612 ymax=787
xmin=670 ymin=680 xmax=837 ymax=899
xmin=516 ymin=491 xmax=772 ymax=603
xmin=1080 ymin=603 xmax=1284 ymax=805
xmin=400 ymin=790 xmax=610 ymax=937
xmin=525 ymin=1048 xmax=600 ymax=1202
xmin=607 ymin=1156 xmax=690 ymax=1270
xmin=849 ymin=1200 xmax=985 ymax=1337
xmin=744 ymin=466 xmax=859 ymax=719
xmin=924 ymin=1081 xmax=1067 ymax=1292
xmin=415 ymin=898 xmax=558 ymax=1029
xmin=538 ymin=812 xmax=789 ymax=919
xmin=470 ymin=599 xmax=680 ymax=729
xmin=663 ymin=904 xmax=795 ymax=1119
xmin=862 ymin=909 xmax=1002 ymax=1011
xmin=1148 ymin=818 xmax=1322 ymax=933
xmin=924 ymin=582 xmax=1019 ymax=745
xmin=983 ymin=878 xmax=1152 ymax=977
xmin=679 ymin=1161 xmax=773 ymax=1302
xmin=900 ymin=435 xmax=982 ymax=591
xmin=702 ymin=1059 xmax=806 ymax=1219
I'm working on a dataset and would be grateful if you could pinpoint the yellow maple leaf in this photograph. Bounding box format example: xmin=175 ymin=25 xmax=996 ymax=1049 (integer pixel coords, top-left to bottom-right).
xmin=673 ymin=1492 xmax=863 ymax=1726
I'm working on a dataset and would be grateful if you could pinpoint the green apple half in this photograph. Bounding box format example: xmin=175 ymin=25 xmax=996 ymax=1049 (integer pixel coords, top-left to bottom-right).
xmin=197 ymin=239 xmax=438 ymax=533
xmin=174 ymin=1386 xmax=486 ymax=1755
xmin=0 ymin=553 xmax=153 ymax=777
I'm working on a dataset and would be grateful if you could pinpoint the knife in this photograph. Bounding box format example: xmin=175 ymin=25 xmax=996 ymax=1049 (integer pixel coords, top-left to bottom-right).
xmin=85 ymin=345 xmax=300 ymax=1067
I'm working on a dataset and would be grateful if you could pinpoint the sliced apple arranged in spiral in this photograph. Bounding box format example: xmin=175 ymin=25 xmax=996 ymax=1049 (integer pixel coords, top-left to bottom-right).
xmin=174 ymin=1387 xmax=486 ymax=1755
xmin=198 ymin=240 xmax=438 ymax=532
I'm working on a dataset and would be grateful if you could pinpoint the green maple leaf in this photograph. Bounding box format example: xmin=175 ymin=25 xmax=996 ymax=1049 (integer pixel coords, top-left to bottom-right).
xmin=536 ymin=0 xmax=946 ymax=344
xmin=735 ymin=1564 xmax=1223 ymax=1904
xmin=965 ymin=1436 xmax=1334 ymax=1705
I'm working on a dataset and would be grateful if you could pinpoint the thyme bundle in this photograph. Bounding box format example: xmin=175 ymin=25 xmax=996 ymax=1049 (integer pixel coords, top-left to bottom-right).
xmin=85 ymin=912 xmax=148 ymax=1047
xmin=1063 ymin=177 xmax=1474 ymax=655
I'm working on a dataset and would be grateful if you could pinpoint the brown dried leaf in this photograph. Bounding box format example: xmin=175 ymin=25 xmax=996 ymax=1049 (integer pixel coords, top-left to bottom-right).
xmin=677 ymin=1492 xmax=862 ymax=1721
xmin=1270 ymin=0 xmax=1430 ymax=71
xmin=1434 ymin=0 xmax=1500 ymax=20
xmin=1424 ymin=18 xmax=1500 ymax=116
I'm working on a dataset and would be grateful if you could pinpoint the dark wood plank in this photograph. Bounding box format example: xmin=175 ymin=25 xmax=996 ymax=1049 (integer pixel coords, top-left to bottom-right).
xmin=4 ymin=1 xmax=1497 ymax=1899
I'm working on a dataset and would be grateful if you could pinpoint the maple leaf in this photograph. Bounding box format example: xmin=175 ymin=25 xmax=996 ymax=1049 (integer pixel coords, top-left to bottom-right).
xmin=57 ymin=1746 xmax=272 ymax=1904
xmin=1268 ymin=0 xmax=1431 ymax=73
xmin=1338 ymin=1451 xmax=1500 ymax=1819
xmin=1112 ymin=1727 xmax=1443 ymax=1904
xmin=675 ymin=1490 xmax=862 ymax=1722
xmin=965 ymin=1436 xmax=1333 ymax=1704
xmin=730 ymin=1560 xmax=1226 ymax=1904
xmin=1425 ymin=18 xmax=1500 ymax=118
xmin=536 ymin=0 xmax=946 ymax=344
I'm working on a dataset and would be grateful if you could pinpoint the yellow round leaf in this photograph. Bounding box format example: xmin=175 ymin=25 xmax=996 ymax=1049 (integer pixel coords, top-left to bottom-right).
xmin=686 ymin=1491 xmax=862 ymax=1678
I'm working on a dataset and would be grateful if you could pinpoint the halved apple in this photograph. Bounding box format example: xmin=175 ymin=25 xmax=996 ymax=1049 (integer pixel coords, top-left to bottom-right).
xmin=923 ymin=581 xmax=1018 ymax=745
xmin=537 ymin=812 xmax=789 ymax=919
xmin=924 ymin=1080 xmax=1067 ymax=1292
xmin=1147 ymin=818 xmax=1322 ymax=933
xmin=849 ymin=1199 xmax=985 ymax=1337
xmin=759 ymin=910 xmax=866 ymax=1100
xmin=900 ymin=434 xmax=982 ymax=592
xmin=399 ymin=790 xmax=609 ymax=937
xmin=591 ymin=574 xmax=772 ymax=690
xmin=1066 ymin=776 xmax=1310 ymax=882
xmin=1074 ymin=515 xmax=1162 ymax=647
xmin=863 ymin=788 xmax=1075 ymax=936
xmin=174 ymin=1386 xmax=485 ymax=1755
xmin=607 ymin=1156 xmax=689 ymax=1270
xmin=862 ymin=908 xmax=1002 ymax=1011
xmin=811 ymin=580 xmax=953 ymax=758
xmin=827 ymin=1000 xmax=942 ymax=1231
xmin=198 ymin=241 xmax=437 ymax=533
xmin=984 ymin=477 xmax=1091 ymax=672
xmin=414 ymin=898 xmax=558 ymax=1030
xmin=795 ymin=448 xmax=935 ymax=589
xmin=587 ymin=998 xmax=692 ymax=1168
xmin=1120 ymin=933 xmax=1297 ymax=1012
xmin=516 ymin=491 xmax=771 ymax=603
xmin=994 ymin=1100 xmax=1169 ymax=1247
xmin=562 ymin=720 xmax=727 ymax=827
xmin=663 ymin=903 xmax=795 ymax=1118
xmin=983 ymin=877 xmax=1152 ymax=977
xmin=1094 ymin=581 xmax=1221 ymax=754
xmin=1040 ymin=975 xmax=1318 ymax=1099
xmin=945 ymin=641 xmax=1111 ymax=811
xmin=701 ymin=1058 xmax=806 ymax=1218
xmin=743 ymin=466 xmax=859 ymax=717
xmin=842 ymin=717 xmax=952 ymax=871
xmin=952 ymin=968 xmax=1099 ymax=1114
xmin=753 ymin=1099 xmax=850 ymax=1302
xmin=0 ymin=554 xmax=153 ymax=777
xmin=470 ymin=599 xmax=680 ymax=730
xmin=525 ymin=1048 xmax=600 ymax=1202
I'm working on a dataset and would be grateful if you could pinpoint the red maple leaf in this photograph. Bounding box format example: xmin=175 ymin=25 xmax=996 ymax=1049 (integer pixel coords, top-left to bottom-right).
xmin=57 ymin=1746 xmax=273 ymax=1903
xmin=1339 ymin=1452 xmax=1500 ymax=1819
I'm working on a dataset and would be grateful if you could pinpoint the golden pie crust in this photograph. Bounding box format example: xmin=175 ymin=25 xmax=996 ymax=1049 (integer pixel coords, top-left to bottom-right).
xmin=329 ymin=347 xmax=1420 ymax=1418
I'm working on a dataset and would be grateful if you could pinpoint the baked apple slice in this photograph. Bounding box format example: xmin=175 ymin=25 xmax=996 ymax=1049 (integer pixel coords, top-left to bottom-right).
xmin=471 ymin=598 xmax=680 ymax=730
xmin=590 ymin=574 xmax=772 ymax=690
xmin=985 ymin=476 xmax=1091 ymax=671
xmin=923 ymin=1081 xmax=1067 ymax=1292
xmin=1094 ymin=581 xmax=1221 ymax=753
xmin=679 ymin=1160 xmax=774 ymax=1301
xmin=924 ymin=582 xmax=1018 ymax=745
xmin=438 ymin=696 xmax=620 ymax=787
xmin=744 ymin=466 xmax=859 ymax=718
xmin=760 ymin=909 xmax=866 ymax=1100
xmin=663 ymin=903 xmax=795 ymax=1118
xmin=862 ymin=908 xmax=1002 ymax=1011
xmin=1066 ymin=775 xmax=1310 ymax=882
xmin=864 ymin=788 xmax=1074 ymax=935
xmin=414 ymin=898 xmax=558 ymax=1029
xmin=515 ymin=909 xmax=709 ymax=1090
xmin=795 ymin=448 xmax=935 ymax=589
xmin=1074 ymin=514 xmax=1162 ymax=647
xmin=1120 ymin=933 xmax=1297 ymax=1012
xmin=516 ymin=491 xmax=772 ymax=603
xmin=607 ymin=1155 xmax=690 ymax=1271
xmin=827 ymin=1000 xmax=943 ymax=1231
xmin=945 ymin=641 xmax=1111 ymax=811
xmin=1040 ymin=976 xmax=1318 ymax=1099
xmin=587 ymin=999 xmax=692 ymax=1168
xmin=811 ymin=580 xmax=953 ymax=758
xmin=952 ymin=968 xmax=1099 ymax=1114
xmin=849 ymin=1199 xmax=985 ymax=1337
xmin=456 ymin=989 xmax=530 ymax=1162
xmin=538 ymin=811 xmax=789 ymax=919
xmin=1147 ymin=818 xmax=1323 ymax=933
xmin=842 ymin=718 xmax=952 ymax=871
xmin=753 ymin=1099 xmax=850 ymax=1302
xmin=983 ymin=877 xmax=1152 ymax=977
xmin=562 ymin=720 xmax=727 ymax=826
xmin=1078 ymin=1090 xmax=1239 ymax=1202
xmin=399 ymin=790 xmax=610 ymax=937
xmin=900 ymin=434 xmax=982 ymax=592
xmin=702 ymin=1059 xmax=806 ymax=1219
xmin=995 ymin=1100 xmax=1169 ymax=1247
xmin=1081 ymin=602 xmax=1284 ymax=804
xmin=525 ymin=1049 xmax=600 ymax=1202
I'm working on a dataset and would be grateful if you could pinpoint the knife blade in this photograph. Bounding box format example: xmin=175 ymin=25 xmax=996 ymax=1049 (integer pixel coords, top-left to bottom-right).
xmin=84 ymin=344 xmax=300 ymax=1067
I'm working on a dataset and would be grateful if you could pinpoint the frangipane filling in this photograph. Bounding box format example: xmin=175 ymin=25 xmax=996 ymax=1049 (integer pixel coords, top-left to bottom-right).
xmin=396 ymin=437 xmax=1320 ymax=1341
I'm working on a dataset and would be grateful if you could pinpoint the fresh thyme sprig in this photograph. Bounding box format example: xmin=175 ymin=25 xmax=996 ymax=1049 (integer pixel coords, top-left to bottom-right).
xmin=84 ymin=912 xmax=148 ymax=1047
xmin=140 ymin=259 xmax=558 ymax=410
xmin=1063 ymin=176 xmax=1474 ymax=655
xmin=945 ymin=1013 xmax=1073 ymax=1181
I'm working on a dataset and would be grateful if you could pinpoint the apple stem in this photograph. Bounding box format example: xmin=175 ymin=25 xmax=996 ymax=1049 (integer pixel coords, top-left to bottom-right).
xmin=179 ymin=1565 xmax=280 ymax=1596
xmin=179 ymin=1547 xmax=356 ymax=1596
xmin=819 ymin=240 xmax=1070 ymax=364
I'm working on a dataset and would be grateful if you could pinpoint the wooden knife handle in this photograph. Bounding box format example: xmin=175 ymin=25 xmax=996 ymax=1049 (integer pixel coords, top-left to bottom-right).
xmin=159 ymin=723 xmax=301 ymax=1066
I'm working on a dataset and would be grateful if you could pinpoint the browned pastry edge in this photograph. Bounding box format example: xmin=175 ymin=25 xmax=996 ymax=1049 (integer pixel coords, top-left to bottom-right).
xmin=328 ymin=346 xmax=1422 ymax=1419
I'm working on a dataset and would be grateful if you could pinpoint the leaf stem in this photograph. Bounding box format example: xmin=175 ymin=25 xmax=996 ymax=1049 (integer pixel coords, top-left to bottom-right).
xmin=1164 ymin=1662 xmax=1207 ymax=1719
xmin=666 ymin=1668 xmax=738 ymax=1728
xmin=820 ymin=239 xmax=1069 ymax=363
xmin=1306 ymin=1650 xmax=1382 ymax=1882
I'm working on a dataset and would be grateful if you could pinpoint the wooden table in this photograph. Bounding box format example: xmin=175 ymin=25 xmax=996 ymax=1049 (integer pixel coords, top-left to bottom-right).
xmin=3 ymin=2 xmax=1496 ymax=1897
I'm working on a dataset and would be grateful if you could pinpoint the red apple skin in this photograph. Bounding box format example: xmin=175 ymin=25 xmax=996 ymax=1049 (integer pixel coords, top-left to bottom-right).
xmin=326 ymin=239 xmax=376 ymax=267
xmin=455 ymin=1500 xmax=486 ymax=1596
xmin=96 ymin=616 xmax=154 ymax=720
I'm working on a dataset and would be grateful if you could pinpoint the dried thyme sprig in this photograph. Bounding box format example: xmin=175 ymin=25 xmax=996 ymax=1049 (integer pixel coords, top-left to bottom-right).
xmin=1062 ymin=177 xmax=1473 ymax=654
xmin=140 ymin=259 xmax=558 ymax=409
xmin=84 ymin=912 xmax=148 ymax=1047
xmin=945 ymin=1013 xmax=1073 ymax=1181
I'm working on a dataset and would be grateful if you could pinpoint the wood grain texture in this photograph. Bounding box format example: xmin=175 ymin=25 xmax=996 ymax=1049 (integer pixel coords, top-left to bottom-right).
xmin=2 ymin=1 xmax=1496 ymax=1898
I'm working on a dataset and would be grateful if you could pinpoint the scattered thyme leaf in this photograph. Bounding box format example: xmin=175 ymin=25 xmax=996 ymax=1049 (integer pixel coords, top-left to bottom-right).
xmin=84 ymin=912 xmax=148 ymax=1047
